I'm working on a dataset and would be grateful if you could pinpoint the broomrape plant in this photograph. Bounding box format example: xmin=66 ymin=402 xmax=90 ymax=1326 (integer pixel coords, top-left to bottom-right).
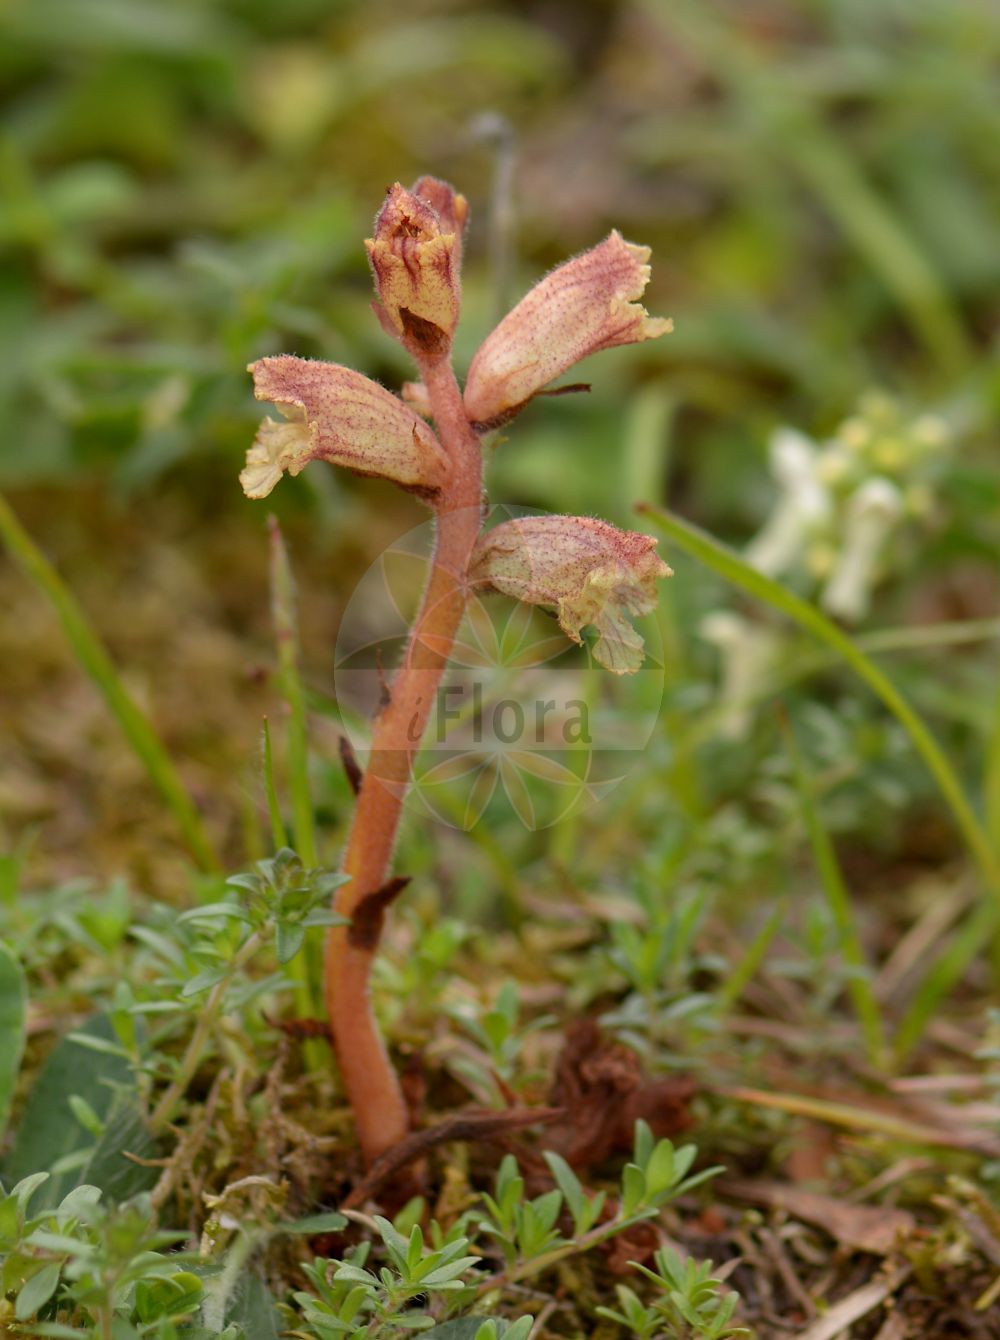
xmin=241 ymin=177 xmax=672 ymax=1163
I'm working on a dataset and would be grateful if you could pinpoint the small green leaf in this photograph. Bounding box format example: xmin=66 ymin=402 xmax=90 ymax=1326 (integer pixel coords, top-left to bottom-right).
xmin=499 ymin=1320 xmax=533 ymax=1340
xmin=333 ymin=1263 xmax=379 ymax=1287
xmin=181 ymin=967 xmax=228 ymax=997
xmin=275 ymin=921 xmax=306 ymax=964
xmin=178 ymin=902 xmax=253 ymax=925
xmin=633 ymin=1118 xmax=654 ymax=1168
xmin=419 ymin=1257 xmax=480 ymax=1286
xmin=644 ymin=1140 xmax=676 ymax=1195
xmin=422 ymin=1321 xmax=510 ymax=1340
xmin=542 ymin=1151 xmax=584 ymax=1219
xmin=68 ymin=1094 xmax=104 ymax=1138
xmin=21 ymin=1324 xmax=88 ymax=1338
xmin=1 ymin=1015 xmax=136 ymax=1209
xmin=374 ymin=1213 xmax=410 ymax=1262
xmin=672 ymin=1144 xmax=697 ymax=1184
xmin=134 ymin=1271 xmax=204 ymax=1324
xmin=74 ymin=1104 xmax=160 ymax=1201
xmin=301 ymin=909 xmax=350 ymax=928
xmin=620 ymin=1162 xmax=646 ymax=1217
xmin=12 ymin=1171 xmax=50 ymax=1211
xmin=24 ymin=1228 xmax=97 ymax=1255
xmin=406 ymin=1222 xmax=425 ymax=1272
xmin=0 ymin=1192 xmax=19 ymax=1239
xmin=55 ymin=1184 xmax=102 ymax=1217
xmin=276 ymin=1211 xmax=347 ymax=1235
xmin=65 ymin=1032 xmax=128 ymax=1057
xmin=218 ymin=1271 xmax=283 ymax=1340
xmin=16 ymin=1261 xmax=62 ymax=1319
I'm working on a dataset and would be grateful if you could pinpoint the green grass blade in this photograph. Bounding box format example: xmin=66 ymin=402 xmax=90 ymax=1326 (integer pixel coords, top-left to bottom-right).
xmin=784 ymin=719 xmax=886 ymax=1068
xmin=261 ymin=717 xmax=289 ymax=851
xmin=985 ymin=674 xmax=1000 ymax=857
xmin=893 ymin=897 xmax=999 ymax=1067
xmin=269 ymin=517 xmax=317 ymax=868
xmin=785 ymin=125 xmax=970 ymax=376
xmin=267 ymin=519 xmax=322 ymax=1060
xmin=640 ymin=505 xmax=1000 ymax=908
xmin=0 ymin=492 xmax=219 ymax=873
xmin=717 ymin=898 xmax=786 ymax=1014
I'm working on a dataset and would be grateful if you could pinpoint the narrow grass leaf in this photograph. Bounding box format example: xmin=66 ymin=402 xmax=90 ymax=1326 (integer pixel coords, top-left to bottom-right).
xmin=893 ymin=897 xmax=999 ymax=1066
xmin=268 ymin=518 xmax=322 ymax=1055
xmin=717 ymin=898 xmax=787 ymax=1012
xmin=265 ymin=519 xmax=319 ymax=1055
xmin=268 ymin=517 xmax=317 ymax=867
xmin=261 ymin=717 xmax=289 ymax=850
xmin=785 ymin=123 xmax=970 ymax=375
xmin=721 ymin=1085 xmax=994 ymax=1151
xmin=0 ymin=493 xmax=219 ymax=873
xmin=784 ymin=720 xmax=886 ymax=1067
xmin=986 ymin=673 xmax=1000 ymax=857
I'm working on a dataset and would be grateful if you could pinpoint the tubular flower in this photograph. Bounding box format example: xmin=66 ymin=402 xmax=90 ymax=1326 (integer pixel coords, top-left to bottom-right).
xmin=241 ymin=355 xmax=447 ymax=500
xmin=821 ymin=477 xmax=903 ymax=623
xmin=470 ymin=515 xmax=671 ymax=673
xmin=463 ymin=230 xmax=672 ymax=430
xmin=365 ymin=180 xmax=467 ymax=357
xmin=744 ymin=428 xmax=832 ymax=578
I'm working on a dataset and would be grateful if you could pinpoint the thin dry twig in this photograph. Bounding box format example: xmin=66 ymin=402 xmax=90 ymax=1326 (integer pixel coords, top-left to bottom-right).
xmin=341 ymin=1106 xmax=565 ymax=1209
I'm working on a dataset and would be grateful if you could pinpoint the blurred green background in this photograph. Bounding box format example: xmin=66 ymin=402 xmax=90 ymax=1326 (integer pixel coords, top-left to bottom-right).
xmin=1 ymin=0 xmax=998 ymax=889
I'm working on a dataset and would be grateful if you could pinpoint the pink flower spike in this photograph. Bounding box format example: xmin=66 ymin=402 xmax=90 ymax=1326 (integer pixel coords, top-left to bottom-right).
xmin=463 ymin=230 xmax=672 ymax=430
xmin=242 ymin=355 xmax=447 ymax=500
xmin=470 ymin=514 xmax=671 ymax=674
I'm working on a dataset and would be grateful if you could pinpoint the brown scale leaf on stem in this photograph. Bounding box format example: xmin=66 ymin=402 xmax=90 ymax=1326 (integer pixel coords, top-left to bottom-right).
xmin=347 ymin=875 xmax=412 ymax=951
xmin=266 ymin=1014 xmax=330 ymax=1040
xmin=338 ymin=735 xmax=363 ymax=796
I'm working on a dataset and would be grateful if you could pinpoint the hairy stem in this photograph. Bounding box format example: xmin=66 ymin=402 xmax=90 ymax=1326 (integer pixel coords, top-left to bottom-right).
xmin=326 ymin=356 xmax=483 ymax=1164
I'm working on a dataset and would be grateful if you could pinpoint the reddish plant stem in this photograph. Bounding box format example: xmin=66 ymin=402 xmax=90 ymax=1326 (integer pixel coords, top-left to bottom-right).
xmin=326 ymin=356 xmax=483 ymax=1165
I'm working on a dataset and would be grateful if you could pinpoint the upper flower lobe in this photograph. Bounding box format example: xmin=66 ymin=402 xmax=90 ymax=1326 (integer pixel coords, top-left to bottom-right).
xmin=463 ymin=230 xmax=671 ymax=430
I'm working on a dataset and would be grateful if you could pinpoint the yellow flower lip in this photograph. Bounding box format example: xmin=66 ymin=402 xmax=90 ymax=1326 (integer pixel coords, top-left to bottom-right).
xmin=463 ymin=230 xmax=672 ymax=430
xmin=410 ymin=175 xmax=469 ymax=243
xmin=241 ymin=355 xmax=447 ymax=500
xmin=470 ymin=514 xmax=671 ymax=674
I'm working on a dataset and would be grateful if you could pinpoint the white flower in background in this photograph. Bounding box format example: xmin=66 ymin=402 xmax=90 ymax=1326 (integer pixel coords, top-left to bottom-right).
xmin=743 ymin=394 xmax=953 ymax=624
xmin=744 ymin=428 xmax=832 ymax=578
xmin=821 ymin=478 xmax=903 ymax=622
